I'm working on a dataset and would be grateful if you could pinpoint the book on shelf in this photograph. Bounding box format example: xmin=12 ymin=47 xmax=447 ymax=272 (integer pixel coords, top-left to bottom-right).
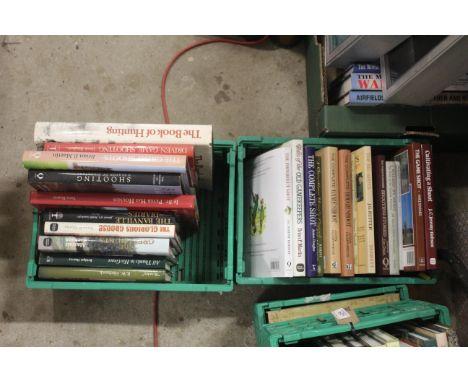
xmin=37 ymin=266 xmax=172 ymax=282
xmin=28 ymin=170 xmax=185 ymax=195
xmin=303 ymin=146 xmax=318 ymax=277
xmin=366 ymin=328 xmax=399 ymax=347
xmin=421 ymin=144 xmax=437 ymax=270
xmin=385 ymin=161 xmax=402 ymax=275
xmin=338 ymin=149 xmax=354 ymax=277
xmin=34 ymin=122 xmax=212 ymax=189
xmin=244 ymin=146 xmax=294 ymax=278
xmin=315 ymin=155 xmax=324 ymax=276
xmin=281 ymin=140 xmax=306 ymax=276
xmin=316 ymin=147 xmax=341 ymax=274
xmin=372 ymin=155 xmax=390 ymax=275
xmin=351 ymin=146 xmax=375 ymax=274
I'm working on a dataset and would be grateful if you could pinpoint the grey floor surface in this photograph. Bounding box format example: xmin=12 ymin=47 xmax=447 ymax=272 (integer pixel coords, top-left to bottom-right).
xmin=0 ymin=36 xmax=466 ymax=346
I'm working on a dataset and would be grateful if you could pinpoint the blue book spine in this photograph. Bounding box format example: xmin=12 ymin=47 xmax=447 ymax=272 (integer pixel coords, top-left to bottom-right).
xmin=348 ymin=90 xmax=384 ymax=104
xmin=303 ymin=146 xmax=318 ymax=277
xmin=347 ymin=63 xmax=381 ymax=73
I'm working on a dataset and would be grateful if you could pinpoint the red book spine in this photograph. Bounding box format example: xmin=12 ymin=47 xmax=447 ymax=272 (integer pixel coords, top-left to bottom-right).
xmin=43 ymin=142 xmax=198 ymax=186
xmin=30 ymin=191 xmax=198 ymax=226
xmin=421 ymin=144 xmax=437 ymax=270
xmin=409 ymin=143 xmax=426 ymax=271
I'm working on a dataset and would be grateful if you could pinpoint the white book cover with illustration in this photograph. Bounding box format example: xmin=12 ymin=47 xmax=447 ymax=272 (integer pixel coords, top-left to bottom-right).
xmin=244 ymin=146 xmax=293 ymax=278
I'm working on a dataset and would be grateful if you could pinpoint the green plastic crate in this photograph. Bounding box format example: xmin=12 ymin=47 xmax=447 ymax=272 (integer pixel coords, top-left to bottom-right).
xmin=26 ymin=140 xmax=236 ymax=292
xmin=254 ymin=285 xmax=451 ymax=346
xmin=236 ymin=136 xmax=437 ymax=285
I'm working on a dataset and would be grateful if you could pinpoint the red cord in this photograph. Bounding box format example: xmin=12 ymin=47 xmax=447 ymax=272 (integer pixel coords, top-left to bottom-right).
xmin=153 ymin=35 xmax=268 ymax=347
xmin=161 ymin=35 xmax=269 ymax=124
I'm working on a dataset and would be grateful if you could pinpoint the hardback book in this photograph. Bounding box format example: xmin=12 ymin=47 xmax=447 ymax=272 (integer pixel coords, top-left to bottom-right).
xmin=316 ymin=147 xmax=341 ymax=274
xmin=389 ymin=325 xmax=437 ymax=347
xmin=244 ymin=146 xmax=294 ymax=278
xmin=37 ymin=266 xmax=171 ymax=282
xmin=303 ymin=146 xmax=318 ymax=277
xmin=372 ymin=155 xmax=390 ymax=275
xmin=431 ymin=324 xmax=459 ymax=347
xmin=421 ymin=144 xmax=437 ymax=270
xmin=37 ymin=235 xmax=179 ymax=259
xmin=34 ymin=122 xmax=212 ymax=189
xmin=43 ymin=221 xmax=177 ymax=238
xmin=38 ymin=253 xmax=173 ymax=271
xmin=352 ymin=332 xmax=385 ymax=347
xmin=43 ymin=142 xmax=198 ymax=186
xmin=394 ymin=144 xmax=425 ymax=271
xmin=22 ymin=151 xmax=193 ymax=194
xmin=351 ymin=146 xmax=375 ymax=274
xmin=329 ymin=73 xmax=383 ymax=102
xmin=336 ymin=91 xmax=384 ymax=106
xmin=385 ymin=161 xmax=402 ymax=275
xmin=281 ymin=140 xmax=306 ymax=276
xmin=266 ymin=292 xmax=400 ymax=323
xmin=431 ymin=91 xmax=468 ymax=105
xmin=41 ymin=209 xmax=176 ymax=226
xmin=366 ymin=328 xmax=399 ymax=347
xmin=338 ymin=149 xmax=354 ymax=277
xmin=315 ymin=156 xmax=324 ymax=276
xmin=29 ymin=192 xmax=198 ymax=226
xmin=28 ymin=170 xmax=184 ymax=195
xmin=405 ymin=323 xmax=448 ymax=347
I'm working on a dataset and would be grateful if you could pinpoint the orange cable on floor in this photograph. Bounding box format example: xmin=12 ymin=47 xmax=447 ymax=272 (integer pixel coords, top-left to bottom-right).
xmin=153 ymin=35 xmax=269 ymax=347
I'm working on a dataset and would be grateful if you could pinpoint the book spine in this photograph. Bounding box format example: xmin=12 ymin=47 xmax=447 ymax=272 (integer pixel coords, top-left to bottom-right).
xmin=431 ymin=92 xmax=468 ymax=105
xmin=303 ymin=147 xmax=318 ymax=277
xmin=28 ymin=170 xmax=183 ymax=195
xmin=43 ymin=221 xmax=176 ymax=238
xmin=37 ymin=266 xmax=170 ymax=282
xmin=338 ymin=149 xmax=354 ymax=277
xmin=42 ymin=209 xmax=176 ymax=225
xmin=348 ymin=91 xmax=384 ymax=104
xmin=385 ymin=162 xmax=401 ymax=275
xmin=37 ymin=235 xmax=176 ymax=257
xmin=372 ymin=155 xmax=390 ymax=275
xmin=283 ymin=148 xmax=294 ymax=277
xmin=395 ymin=162 xmax=404 ymax=272
xmin=351 ymin=151 xmax=358 ymax=272
xmin=352 ymin=146 xmax=375 ymax=274
xmin=43 ymin=142 xmax=198 ymax=187
xmin=34 ymin=122 xmax=212 ymax=189
xmin=290 ymin=141 xmax=306 ymax=276
xmin=317 ymin=147 xmax=341 ymax=274
xmin=412 ymin=144 xmax=426 ymax=271
xmin=315 ymin=156 xmax=324 ymax=276
xmin=350 ymin=73 xmax=383 ymax=91
xmin=421 ymin=144 xmax=437 ymax=270
xmin=38 ymin=253 xmax=170 ymax=269
xmin=29 ymin=192 xmax=198 ymax=225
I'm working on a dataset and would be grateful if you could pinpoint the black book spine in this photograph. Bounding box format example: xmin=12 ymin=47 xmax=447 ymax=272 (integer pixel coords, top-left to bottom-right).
xmin=38 ymin=253 xmax=171 ymax=269
xmin=28 ymin=170 xmax=182 ymax=194
xmin=42 ymin=209 xmax=177 ymax=225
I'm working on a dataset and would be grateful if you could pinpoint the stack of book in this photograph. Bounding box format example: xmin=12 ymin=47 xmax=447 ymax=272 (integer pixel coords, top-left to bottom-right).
xmin=298 ymin=321 xmax=457 ymax=347
xmin=244 ymin=140 xmax=436 ymax=278
xmin=24 ymin=122 xmax=212 ymax=283
xmin=432 ymin=72 xmax=468 ymax=105
xmin=328 ymin=63 xmax=384 ymax=106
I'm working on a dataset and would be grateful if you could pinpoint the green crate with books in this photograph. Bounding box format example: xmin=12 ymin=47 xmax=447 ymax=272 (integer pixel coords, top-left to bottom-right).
xmin=24 ymin=122 xmax=235 ymax=292
xmin=236 ymin=136 xmax=437 ymax=285
xmin=254 ymin=285 xmax=454 ymax=347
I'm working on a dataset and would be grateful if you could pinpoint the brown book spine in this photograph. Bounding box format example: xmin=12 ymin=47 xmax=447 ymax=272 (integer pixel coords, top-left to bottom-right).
xmin=412 ymin=144 xmax=426 ymax=271
xmin=338 ymin=149 xmax=354 ymax=276
xmin=372 ymin=155 xmax=390 ymax=275
xmin=421 ymin=144 xmax=437 ymax=270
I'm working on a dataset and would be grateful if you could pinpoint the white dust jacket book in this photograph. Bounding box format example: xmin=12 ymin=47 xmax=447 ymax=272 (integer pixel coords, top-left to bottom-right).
xmin=34 ymin=122 xmax=213 ymax=189
xmin=244 ymin=146 xmax=294 ymax=278
xmin=385 ymin=161 xmax=400 ymax=275
xmin=281 ymin=140 xmax=306 ymax=276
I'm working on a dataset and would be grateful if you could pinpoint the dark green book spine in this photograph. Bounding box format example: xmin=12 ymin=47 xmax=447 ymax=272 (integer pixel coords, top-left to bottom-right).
xmin=316 ymin=156 xmax=324 ymax=276
xmin=37 ymin=266 xmax=170 ymax=282
xmin=38 ymin=253 xmax=170 ymax=270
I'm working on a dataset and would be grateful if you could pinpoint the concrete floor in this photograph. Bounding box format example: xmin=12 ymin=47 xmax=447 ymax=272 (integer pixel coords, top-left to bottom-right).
xmin=0 ymin=36 xmax=466 ymax=346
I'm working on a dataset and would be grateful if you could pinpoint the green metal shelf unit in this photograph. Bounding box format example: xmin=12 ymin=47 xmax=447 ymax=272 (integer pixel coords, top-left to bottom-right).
xmin=26 ymin=140 xmax=236 ymax=292
xmin=254 ymin=285 xmax=451 ymax=347
xmin=236 ymin=136 xmax=437 ymax=286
